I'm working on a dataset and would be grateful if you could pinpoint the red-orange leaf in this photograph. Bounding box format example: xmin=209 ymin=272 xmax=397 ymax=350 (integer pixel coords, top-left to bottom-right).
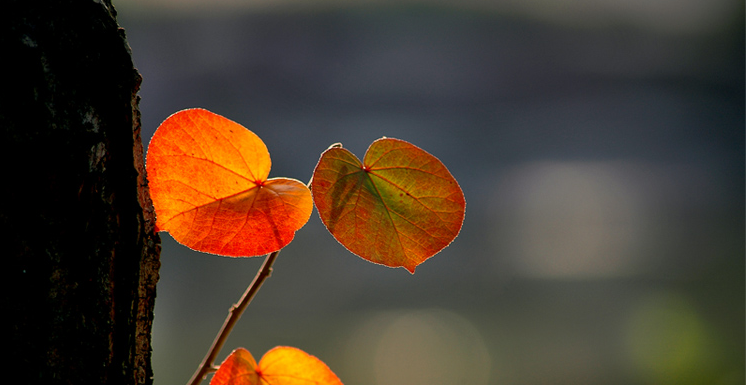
xmin=210 ymin=348 xmax=259 ymax=385
xmin=311 ymin=138 xmax=465 ymax=273
xmin=146 ymin=108 xmax=312 ymax=257
xmin=210 ymin=347 xmax=343 ymax=385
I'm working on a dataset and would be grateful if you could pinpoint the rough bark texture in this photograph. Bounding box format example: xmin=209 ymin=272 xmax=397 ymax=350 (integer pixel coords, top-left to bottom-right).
xmin=2 ymin=1 xmax=161 ymax=384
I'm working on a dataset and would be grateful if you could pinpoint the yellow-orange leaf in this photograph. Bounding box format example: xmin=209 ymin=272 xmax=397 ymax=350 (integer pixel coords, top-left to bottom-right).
xmin=210 ymin=347 xmax=343 ymax=385
xmin=311 ymin=138 xmax=465 ymax=273
xmin=146 ymin=108 xmax=312 ymax=257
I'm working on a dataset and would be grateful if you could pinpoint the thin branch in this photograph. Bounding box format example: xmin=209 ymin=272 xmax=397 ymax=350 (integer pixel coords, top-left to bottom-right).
xmin=187 ymin=249 xmax=281 ymax=385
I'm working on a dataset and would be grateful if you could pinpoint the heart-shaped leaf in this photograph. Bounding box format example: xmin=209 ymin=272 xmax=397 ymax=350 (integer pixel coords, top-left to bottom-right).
xmin=311 ymin=138 xmax=465 ymax=273
xmin=210 ymin=347 xmax=343 ymax=385
xmin=146 ymin=108 xmax=312 ymax=257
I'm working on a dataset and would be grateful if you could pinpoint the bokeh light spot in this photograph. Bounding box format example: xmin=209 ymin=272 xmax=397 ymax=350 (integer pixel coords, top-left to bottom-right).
xmin=624 ymin=291 xmax=723 ymax=385
xmin=343 ymin=309 xmax=491 ymax=385
xmin=493 ymin=161 xmax=648 ymax=279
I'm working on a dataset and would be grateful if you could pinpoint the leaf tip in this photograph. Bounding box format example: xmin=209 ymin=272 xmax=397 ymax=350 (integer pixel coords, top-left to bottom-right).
xmin=328 ymin=142 xmax=343 ymax=150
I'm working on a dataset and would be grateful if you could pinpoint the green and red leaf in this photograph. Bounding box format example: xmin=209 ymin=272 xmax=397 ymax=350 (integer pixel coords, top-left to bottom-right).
xmin=311 ymin=138 xmax=465 ymax=273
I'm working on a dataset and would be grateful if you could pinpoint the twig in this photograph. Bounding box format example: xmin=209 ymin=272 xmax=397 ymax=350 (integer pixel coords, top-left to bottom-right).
xmin=187 ymin=250 xmax=281 ymax=385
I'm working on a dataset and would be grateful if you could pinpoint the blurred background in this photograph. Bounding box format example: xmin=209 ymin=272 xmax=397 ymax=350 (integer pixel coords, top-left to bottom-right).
xmin=116 ymin=1 xmax=743 ymax=384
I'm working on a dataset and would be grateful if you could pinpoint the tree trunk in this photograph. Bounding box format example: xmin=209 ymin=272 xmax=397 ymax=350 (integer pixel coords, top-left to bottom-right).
xmin=2 ymin=1 xmax=161 ymax=384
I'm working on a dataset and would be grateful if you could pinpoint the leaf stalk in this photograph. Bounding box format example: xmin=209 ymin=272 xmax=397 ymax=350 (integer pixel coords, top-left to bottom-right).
xmin=187 ymin=250 xmax=280 ymax=385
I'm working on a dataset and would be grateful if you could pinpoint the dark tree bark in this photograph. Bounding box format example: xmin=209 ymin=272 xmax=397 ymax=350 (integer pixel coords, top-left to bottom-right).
xmin=2 ymin=1 xmax=161 ymax=384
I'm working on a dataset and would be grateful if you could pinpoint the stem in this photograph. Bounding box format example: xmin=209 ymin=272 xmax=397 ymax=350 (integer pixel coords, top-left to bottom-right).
xmin=187 ymin=250 xmax=281 ymax=385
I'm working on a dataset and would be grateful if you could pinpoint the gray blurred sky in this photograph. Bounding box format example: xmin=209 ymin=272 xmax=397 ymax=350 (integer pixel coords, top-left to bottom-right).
xmin=118 ymin=0 xmax=738 ymax=36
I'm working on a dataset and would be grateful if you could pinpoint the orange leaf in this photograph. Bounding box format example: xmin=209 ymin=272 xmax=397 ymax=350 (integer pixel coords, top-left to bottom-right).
xmin=210 ymin=347 xmax=343 ymax=385
xmin=146 ymin=108 xmax=312 ymax=257
xmin=210 ymin=348 xmax=259 ymax=385
xmin=311 ymin=138 xmax=465 ymax=273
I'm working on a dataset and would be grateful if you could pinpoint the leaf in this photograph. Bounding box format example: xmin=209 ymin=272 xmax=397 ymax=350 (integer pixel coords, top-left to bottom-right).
xmin=311 ymin=138 xmax=465 ymax=273
xmin=210 ymin=348 xmax=259 ymax=385
xmin=210 ymin=347 xmax=343 ymax=385
xmin=146 ymin=108 xmax=312 ymax=257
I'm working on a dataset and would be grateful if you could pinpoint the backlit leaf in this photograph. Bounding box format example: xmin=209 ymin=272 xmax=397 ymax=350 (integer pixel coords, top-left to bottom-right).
xmin=311 ymin=138 xmax=465 ymax=273
xmin=146 ymin=108 xmax=312 ymax=257
xmin=210 ymin=347 xmax=343 ymax=385
xmin=210 ymin=348 xmax=259 ymax=385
